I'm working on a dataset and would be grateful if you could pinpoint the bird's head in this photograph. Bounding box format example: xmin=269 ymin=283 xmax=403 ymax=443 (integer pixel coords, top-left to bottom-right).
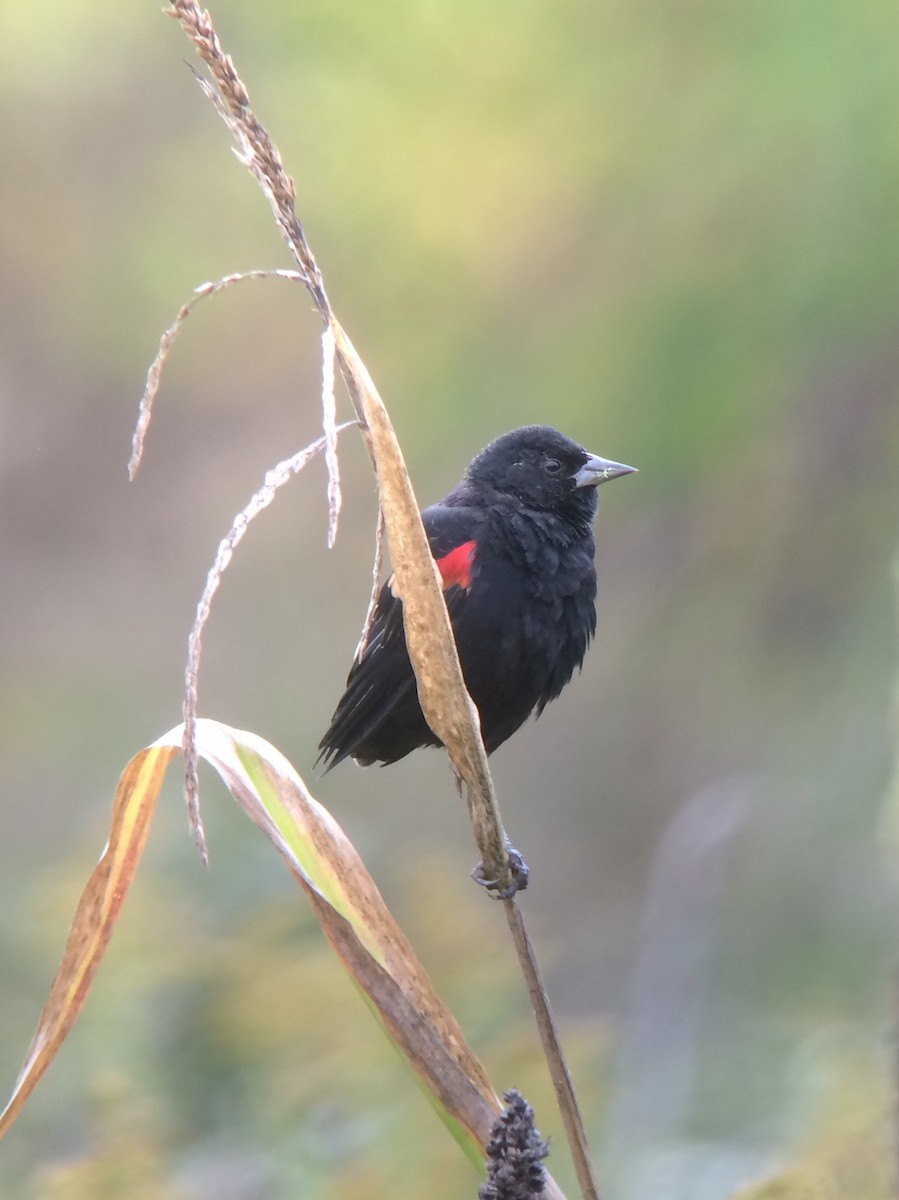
xmin=465 ymin=425 xmax=636 ymax=519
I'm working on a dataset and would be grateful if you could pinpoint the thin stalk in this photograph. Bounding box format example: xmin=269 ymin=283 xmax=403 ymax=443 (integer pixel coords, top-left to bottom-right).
xmin=505 ymin=898 xmax=599 ymax=1200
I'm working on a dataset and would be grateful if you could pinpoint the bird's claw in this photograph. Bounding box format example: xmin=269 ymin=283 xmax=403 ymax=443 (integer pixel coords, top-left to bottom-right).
xmin=471 ymin=848 xmax=529 ymax=898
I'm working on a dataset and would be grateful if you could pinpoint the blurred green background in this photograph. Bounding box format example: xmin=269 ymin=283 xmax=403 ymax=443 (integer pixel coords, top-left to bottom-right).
xmin=1 ymin=2 xmax=898 ymax=1197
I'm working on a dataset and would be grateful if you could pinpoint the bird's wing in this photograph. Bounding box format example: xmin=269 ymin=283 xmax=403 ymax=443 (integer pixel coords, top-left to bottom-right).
xmin=422 ymin=503 xmax=482 ymax=594
xmin=355 ymin=503 xmax=483 ymax=667
xmin=316 ymin=504 xmax=483 ymax=767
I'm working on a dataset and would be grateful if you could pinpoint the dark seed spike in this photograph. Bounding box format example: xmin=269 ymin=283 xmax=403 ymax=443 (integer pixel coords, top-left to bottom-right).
xmin=479 ymin=1089 xmax=550 ymax=1200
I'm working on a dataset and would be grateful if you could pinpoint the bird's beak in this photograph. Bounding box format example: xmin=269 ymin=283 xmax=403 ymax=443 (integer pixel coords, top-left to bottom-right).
xmin=573 ymin=454 xmax=638 ymax=488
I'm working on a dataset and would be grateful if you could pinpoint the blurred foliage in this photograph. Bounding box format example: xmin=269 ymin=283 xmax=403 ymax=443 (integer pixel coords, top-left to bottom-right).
xmin=1 ymin=1 xmax=898 ymax=1197
xmin=730 ymin=1080 xmax=894 ymax=1199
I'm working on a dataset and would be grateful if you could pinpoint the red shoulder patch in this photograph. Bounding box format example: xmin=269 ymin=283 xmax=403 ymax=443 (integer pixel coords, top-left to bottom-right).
xmin=435 ymin=540 xmax=476 ymax=590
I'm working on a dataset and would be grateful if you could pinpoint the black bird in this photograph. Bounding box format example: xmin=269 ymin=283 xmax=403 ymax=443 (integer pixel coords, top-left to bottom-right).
xmin=319 ymin=425 xmax=635 ymax=769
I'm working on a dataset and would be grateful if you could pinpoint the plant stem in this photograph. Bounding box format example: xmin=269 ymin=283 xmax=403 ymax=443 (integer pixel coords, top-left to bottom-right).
xmin=504 ymin=898 xmax=600 ymax=1200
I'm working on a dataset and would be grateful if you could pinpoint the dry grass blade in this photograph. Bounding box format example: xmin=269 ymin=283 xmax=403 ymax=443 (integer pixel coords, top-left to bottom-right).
xmin=129 ymin=268 xmax=304 ymax=479
xmin=182 ymin=424 xmax=357 ymax=861
xmin=201 ymin=720 xmax=569 ymax=1196
xmin=170 ymin=3 xmax=327 ymax=315
xmin=329 ymin=322 xmax=513 ymax=892
xmin=321 ymin=325 xmax=341 ymax=547
xmin=186 ymin=721 xmax=503 ymax=1166
xmin=0 ymin=742 xmax=171 ymax=1140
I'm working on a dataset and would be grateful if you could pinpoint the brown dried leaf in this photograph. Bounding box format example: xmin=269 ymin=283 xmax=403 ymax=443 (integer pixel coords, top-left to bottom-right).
xmin=0 ymin=741 xmax=173 ymax=1139
xmin=189 ymin=720 xmax=503 ymax=1160
xmin=330 ymin=321 xmax=513 ymax=891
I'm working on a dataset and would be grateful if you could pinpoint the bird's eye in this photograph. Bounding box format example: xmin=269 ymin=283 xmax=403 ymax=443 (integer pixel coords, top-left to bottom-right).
xmin=544 ymin=458 xmax=562 ymax=474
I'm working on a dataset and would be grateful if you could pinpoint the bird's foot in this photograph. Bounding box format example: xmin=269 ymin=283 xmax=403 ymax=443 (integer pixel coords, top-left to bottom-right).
xmin=471 ymin=847 xmax=529 ymax=898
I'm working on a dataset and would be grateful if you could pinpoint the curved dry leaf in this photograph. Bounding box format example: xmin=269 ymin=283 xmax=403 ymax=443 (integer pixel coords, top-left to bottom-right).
xmin=129 ymin=269 xmax=305 ymax=479
xmin=182 ymin=719 xmax=502 ymax=1162
xmin=0 ymin=722 xmax=501 ymax=1169
xmin=329 ymin=321 xmax=513 ymax=891
xmin=0 ymin=741 xmax=174 ymax=1139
